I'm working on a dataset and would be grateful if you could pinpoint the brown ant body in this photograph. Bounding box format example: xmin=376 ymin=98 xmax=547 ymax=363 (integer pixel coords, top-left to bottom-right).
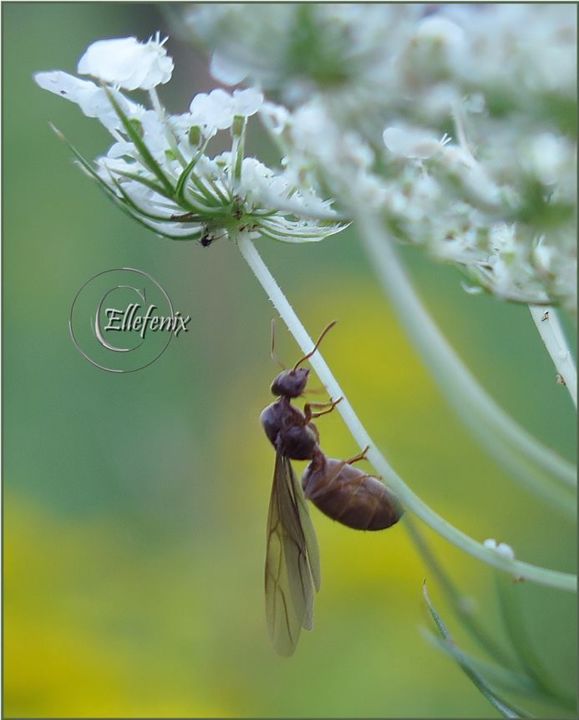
xmin=302 ymin=447 xmax=402 ymax=531
xmin=260 ymin=321 xmax=403 ymax=655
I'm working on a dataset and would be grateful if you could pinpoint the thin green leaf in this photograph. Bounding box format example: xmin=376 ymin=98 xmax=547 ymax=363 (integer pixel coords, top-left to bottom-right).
xmin=51 ymin=126 xmax=106 ymax=184
xmin=113 ymin=168 xmax=172 ymax=199
xmin=102 ymin=86 xmax=175 ymax=195
xmin=108 ymin=175 xmax=201 ymax=225
xmin=423 ymin=630 xmax=536 ymax=697
xmin=425 ymin=631 xmax=577 ymax=716
xmin=50 ymin=126 xmax=202 ymax=242
xmin=423 ymin=583 xmax=530 ymax=719
xmin=130 ymin=215 xmax=204 ymax=241
xmin=407 ymin=516 xmax=513 ymax=666
xmin=96 ymin=182 xmax=204 ymax=241
xmin=188 ymin=173 xmax=225 ymax=207
xmin=205 ymin=175 xmax=231 ymax=205
xmin=175 ymin=148 xmax=206 ymax=205
xmin=64 ymin=142 xmax=143 ymax=219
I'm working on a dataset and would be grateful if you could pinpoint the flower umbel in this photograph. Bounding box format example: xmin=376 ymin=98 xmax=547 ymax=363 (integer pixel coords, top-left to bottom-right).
xmin=35 ymin=35 xmax=345 ymax=245
xmin=189 ymin=4 xmax=577 ymax=312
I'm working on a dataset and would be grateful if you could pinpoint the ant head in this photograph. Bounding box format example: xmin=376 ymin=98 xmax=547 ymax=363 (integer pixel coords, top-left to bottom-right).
xmin=271 ymin=320 xmax=336 ymax=398
xmin=271 ymin=367 xmax=310 ymax=398
xmin=269 ymin=319 xmax=336 ymax=398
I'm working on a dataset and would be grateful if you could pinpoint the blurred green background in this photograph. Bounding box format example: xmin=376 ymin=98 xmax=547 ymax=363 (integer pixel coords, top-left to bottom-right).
xmin=4 ymin=4 xmax=576 ymax=718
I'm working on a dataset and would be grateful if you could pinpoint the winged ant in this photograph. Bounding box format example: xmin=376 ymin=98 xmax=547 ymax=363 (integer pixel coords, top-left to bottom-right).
xmin=260 ymin=320 xmax=403 ymax=655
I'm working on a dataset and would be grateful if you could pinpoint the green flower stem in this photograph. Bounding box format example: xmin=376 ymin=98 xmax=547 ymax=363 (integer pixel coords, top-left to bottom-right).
xmin=236 ymin=231 xmax=576 ymax=593
xmin=231 ymin=116 xmax=246 ymax=192
xmin=529 ymin=306 xmax=577 ymax=408
xmin=355 ymin=211 xmax=576 ymax=493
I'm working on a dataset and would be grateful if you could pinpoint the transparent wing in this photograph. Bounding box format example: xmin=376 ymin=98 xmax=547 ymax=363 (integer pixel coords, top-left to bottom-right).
xmin=295 ymin=472 xmax=321 ymax=593
xmin=265 ymin=453 xmax=320 ymax=656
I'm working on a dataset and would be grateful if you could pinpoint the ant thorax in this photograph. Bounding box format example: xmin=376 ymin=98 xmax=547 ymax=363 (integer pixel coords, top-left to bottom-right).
xmin=270 ymin=367 xmax=309 ymax=398
xmin=260 ymin=397 xmax=319 ymax=461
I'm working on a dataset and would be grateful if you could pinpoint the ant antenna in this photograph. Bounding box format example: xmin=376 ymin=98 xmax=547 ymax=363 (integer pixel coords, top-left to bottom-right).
xmin=270 ymin=319 xmax=286 ymax=370
xmin=293 ymin=320 xmax=337 ymax=371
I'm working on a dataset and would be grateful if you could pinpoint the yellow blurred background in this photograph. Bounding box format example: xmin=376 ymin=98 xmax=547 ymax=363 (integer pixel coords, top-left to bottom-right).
xmin=4 ymin=4 xmax=576 ymax=718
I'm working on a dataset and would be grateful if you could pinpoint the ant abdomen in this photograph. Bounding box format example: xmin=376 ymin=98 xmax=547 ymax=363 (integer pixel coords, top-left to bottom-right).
xmin=302 ymin=452 xmax=403 ymax=531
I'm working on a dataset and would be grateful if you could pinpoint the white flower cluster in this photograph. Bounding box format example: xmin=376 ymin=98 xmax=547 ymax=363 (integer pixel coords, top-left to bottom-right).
xmin=35 ymin=36 xmax=344 ymax=245
xmin=187 ymin=4 xmax=577 ymax=310
xmin=187 ymin=4 xmax=423 ymax=115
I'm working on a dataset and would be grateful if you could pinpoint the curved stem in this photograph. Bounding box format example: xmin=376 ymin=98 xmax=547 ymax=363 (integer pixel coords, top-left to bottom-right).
xmin=236 ymin=232 xmax=576 ymax=593
xmin=529 ymin=306 xmax=577 ymax=408
xmin=355 ymin=212 xmax=576 ymax=494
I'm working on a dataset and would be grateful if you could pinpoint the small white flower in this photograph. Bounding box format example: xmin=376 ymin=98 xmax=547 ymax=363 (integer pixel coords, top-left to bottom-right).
xmin=532 ymin=238 xmax=555 ymax=273
xmin=34 ymin=71 xmax=140 ymax=130
xmin=413 ymin=16 xmax=467 ymax=60
xmin=77 ymin=34 xmax=174 ymax=90
xmin=463 ymin=93 xmax=486 ymax=114
xmin=383 ymin=125 xmax=448 ymax=160
xmin=231 ymin=88 xmax=264 ymax=117
xmin=259 ymin=101 xmax=291 ymax=135
xmin=238 ymin=156 xmax=338 ymax=223
xmin=436 ymin=145 xmax=502 ymax=209
xmin=189 ymin=88 xmax=264 ymax=134
xmin=522 ymin=133 xmax=570 ymax=187
xmin=483 ymin=538 xmax=515 ymax=560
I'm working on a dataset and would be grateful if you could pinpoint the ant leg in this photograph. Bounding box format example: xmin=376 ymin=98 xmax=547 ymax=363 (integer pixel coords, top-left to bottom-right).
xmin=303 ymin=385 xmax=327 ymax=397
xmin=344 ymin=445 xmax=370 ymax=465
xmin=352 ymin=473 xmax=370 ymax=493
xmin=323 ymin=451 xmax=368 ymax=491
xmin=305 ymin=454 xmax=343 ymax=501
xmin=303 ymin=397 xmax=343 ymax=423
